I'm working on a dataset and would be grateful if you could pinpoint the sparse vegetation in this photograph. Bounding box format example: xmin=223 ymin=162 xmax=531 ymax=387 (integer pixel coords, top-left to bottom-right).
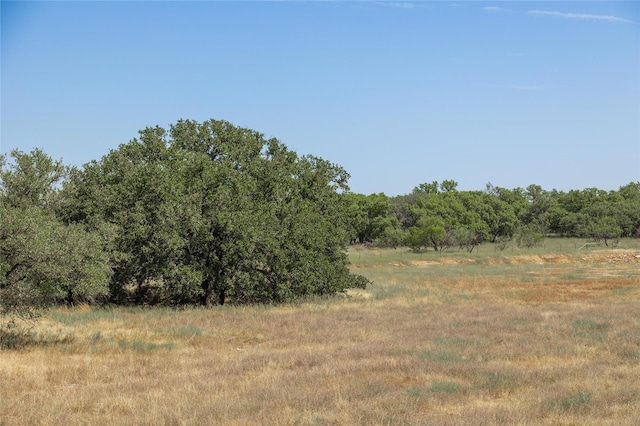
xmin=1 ymin=247 xmax=638 ymax=424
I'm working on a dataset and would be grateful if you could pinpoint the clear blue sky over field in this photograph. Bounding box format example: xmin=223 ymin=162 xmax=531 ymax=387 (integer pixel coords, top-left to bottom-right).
xmin=2 ymin=1 xmax=638 ymax=196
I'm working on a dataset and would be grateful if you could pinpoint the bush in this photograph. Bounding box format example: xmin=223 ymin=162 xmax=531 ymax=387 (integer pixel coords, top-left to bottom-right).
xmin=515 ymin=227 xmax=544 ymax=248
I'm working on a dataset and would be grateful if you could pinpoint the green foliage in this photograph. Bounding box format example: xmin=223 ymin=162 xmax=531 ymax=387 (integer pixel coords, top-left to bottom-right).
xmin=63 ymin=119 xmax=368 ymax=305
xmin=440 ymin=179 xmax=458 ymax=193
xmin=4 ymin=133 xmax=638 ymax=313
xmin=388 ymin=180 xmax=639 ymax=251
xmin=464 ymin=191 xmax=518 ymax=242
xmin=0 ymin=148 xmax=68 ymax=209
xmin=402 ymin=190 xmax=490 ymax=252
xmin=1 ymin=150 xmax=111 ymax=317
xmin=344 ymin=192 xmax=392 ymax=244
xmin=546 ymin=184 xmax=640 ymax=239
xmin=1 ymin=206 xmax=111 ymax=308
xmin=515 ymin=226 xmax=544 ymax=248
xmin=405 ymin=217 xmax=452 ymax=252
xmin=584 ymin=216 xmax=623 ymax=247
xmin=376 ymin=217 xmax=406 ymax=248
xmin=414 ymin=180 xmax=439 ymax=195
xmin=455 ymin=226 xmax=486 ymax=253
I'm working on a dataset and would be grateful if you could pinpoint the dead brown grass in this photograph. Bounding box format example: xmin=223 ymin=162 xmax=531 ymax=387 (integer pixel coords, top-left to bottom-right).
xmin=1 ymin=250 xmax=639 ymax=425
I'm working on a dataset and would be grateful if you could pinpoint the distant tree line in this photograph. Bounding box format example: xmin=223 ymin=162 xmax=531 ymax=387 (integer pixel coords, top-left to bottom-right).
xmin=2 ymin=118 xmax=638 ymax=316
xmin=345 ymin=180 xmax=640 ymax=252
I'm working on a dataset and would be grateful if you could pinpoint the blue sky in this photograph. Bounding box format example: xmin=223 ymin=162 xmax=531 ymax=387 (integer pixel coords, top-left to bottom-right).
xmin=2 ymin=1 xmax=638 ymax=196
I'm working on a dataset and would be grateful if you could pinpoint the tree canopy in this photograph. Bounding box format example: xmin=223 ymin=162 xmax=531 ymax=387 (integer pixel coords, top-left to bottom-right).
xmin=60 ymin=119 xmax=368 ymax=305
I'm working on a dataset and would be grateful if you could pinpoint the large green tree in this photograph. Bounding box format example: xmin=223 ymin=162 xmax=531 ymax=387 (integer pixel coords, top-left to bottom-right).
xmin=63 ymin=119 xmax=368 ymax=305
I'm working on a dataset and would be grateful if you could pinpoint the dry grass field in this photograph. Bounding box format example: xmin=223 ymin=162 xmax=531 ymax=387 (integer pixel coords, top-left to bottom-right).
xmin=1 ymin=245 xmax=639 ymax=425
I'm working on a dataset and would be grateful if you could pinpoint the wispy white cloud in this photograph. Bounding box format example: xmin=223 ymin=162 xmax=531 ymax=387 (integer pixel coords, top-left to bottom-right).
xmin=482 ymin=6 xmax=506 ymax=13
xmin=528 ymin=10 xmax=634 ymax=24
xmin=502 ymin=84 xmax=545 ymax=91
xmin=376 ymin=2 xmax=419 ymax=9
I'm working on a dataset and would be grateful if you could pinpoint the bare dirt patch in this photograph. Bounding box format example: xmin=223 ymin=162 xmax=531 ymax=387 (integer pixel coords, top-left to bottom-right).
xmin=411 ymin=260 xmax=440 ymax=267
xmin=417 ymin=250 xmax=640 ymax=267
xmin=519 ymin=278 xmax=640 ymax=303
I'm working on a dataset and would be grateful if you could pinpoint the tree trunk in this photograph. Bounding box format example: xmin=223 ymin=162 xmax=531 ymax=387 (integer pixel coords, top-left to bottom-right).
xmin=200 ymin=278 xmax=213 ymax=306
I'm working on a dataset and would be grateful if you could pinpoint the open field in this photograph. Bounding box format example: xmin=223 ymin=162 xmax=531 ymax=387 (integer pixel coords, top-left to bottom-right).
xmin=2 ymin=244 xmax=640 ymax=425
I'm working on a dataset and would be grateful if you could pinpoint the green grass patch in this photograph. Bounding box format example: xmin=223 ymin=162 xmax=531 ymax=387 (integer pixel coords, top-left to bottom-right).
xmin=561 ymin=273 xmax=590 ymax=281
xmin=406 ymin=387 xmax=424 ymax=397
xmin=613 ymin=286 xmax=639 ymax=296
xmin=419 ymin=350 xmax=465 ymax=363
xmin=117 ymin=339 xmax=174 ymax=352
xmin=433 ymin=336 xmax=473 ymax=348
xmin=549 ymin=390 xmax=591 ymax=413
xmin=48 ymin=306 xmax=124 ymax=325
xmin=509 ymin=319 xmax=529 ymax=327
xmin=170 ymin=325 xmax=204 ymax=338
xmin=573 ymin=318 xmax=609 ymax=332
xmin=478 ymin=372 xmax=519 ymax=392
xmin=574 ymin=318 xmax=610 ymax=343
xmin=430 ymin=381 xmax=461 ymax=394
